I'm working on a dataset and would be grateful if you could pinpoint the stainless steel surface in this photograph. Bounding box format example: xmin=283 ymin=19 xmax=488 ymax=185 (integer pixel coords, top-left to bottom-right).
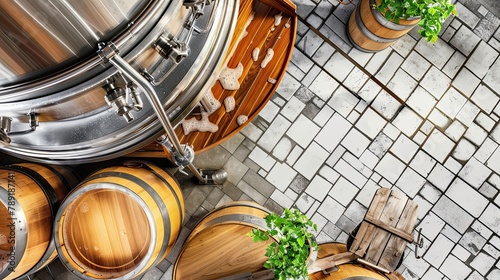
xmin=0 ymin=0 xmax=239 ymax=163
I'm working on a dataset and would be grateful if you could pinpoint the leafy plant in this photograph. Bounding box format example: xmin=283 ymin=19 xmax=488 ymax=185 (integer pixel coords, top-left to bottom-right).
xmin=247 ymin=208 xmax=318 ymax=280
xmin=375 ymin=0 xmax=457 ymax=43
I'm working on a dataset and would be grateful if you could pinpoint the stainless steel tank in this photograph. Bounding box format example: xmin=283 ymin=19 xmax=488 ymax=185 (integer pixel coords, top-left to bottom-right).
xmin=0 ymin=0 xmax=238 ymax=164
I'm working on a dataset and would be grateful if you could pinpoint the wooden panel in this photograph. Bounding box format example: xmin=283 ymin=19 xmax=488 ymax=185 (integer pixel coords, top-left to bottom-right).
xmin=349 ymin=188 xmax=391 ymax=256
xmin=378 ymin=199 xmax=418 ymax=271
xmin=128 ymin=0 xmax=297 ymax=158
xmin=363 ymin=190 xmax=408 ymax=266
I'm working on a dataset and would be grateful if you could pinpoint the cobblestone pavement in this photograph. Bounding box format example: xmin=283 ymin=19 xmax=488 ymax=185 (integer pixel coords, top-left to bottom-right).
xmin=10 ymin=0 xmax=500 ymax=279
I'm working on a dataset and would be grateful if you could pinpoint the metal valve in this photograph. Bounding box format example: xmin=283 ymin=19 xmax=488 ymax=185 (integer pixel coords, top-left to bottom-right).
xmin=0 ymin=116 xmax=12 ymax=145
xmin=103 ymin=74 xmax=143 ymax=122
xmin=154 ymin=35 xmax=189 ymax=64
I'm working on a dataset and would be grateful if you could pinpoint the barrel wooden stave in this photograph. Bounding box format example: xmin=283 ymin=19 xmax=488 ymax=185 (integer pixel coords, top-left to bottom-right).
xmin=309 ymin=242 xmax=402 ymax=280
xmin=55 ymin=162 xmax=184 ymax=279
xmin=0 ymin=163 xmax=74 ymax=280
xmin=348 ymin=0 xmax=420 ymax=52
xmin=174 ymin=201 xmax=275 ymax=280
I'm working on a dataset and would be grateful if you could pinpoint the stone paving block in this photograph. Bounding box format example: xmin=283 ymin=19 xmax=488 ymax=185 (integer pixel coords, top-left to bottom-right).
xmin=472 ymin=220 xmax=494 ymax=240
xmin=452 ymin=244 xmax=471 ymax=262
xmin=309 ymin=70 xmax=339 ymax=101
xmin=327 ymin=86 xmax=359 ymax=118
xmin=419 ymin=212 xmax=446 ymax=240
xmin=392 ymin=107 xmax=423 ymax=137
xmin=450 ymin=25 xmax=482 ymax=55
xmin=333 ymin=158 xmax=368 ymax=188
xmin=428 ymin=108 xmax=450 ymax=129
xmin=447 ymin=177 xmax=489 ymax=217
xmin=356 ymin=107 xmax=387 ymax=139
xmin=474 ymin=12 xmax=500 ymax=41
xmin=391 ymin=34 xmax=418 ymax=57
xmin=317 ymin=195 xmax=345 ymax=224
xmin=359 ymin=149 xmax=379 ymax=170
xmin=313 ymin=103 xmax=335 ymax=126
xmin=465 ymin=123 xmax=488 ymax=146
xmin=343 ymin=67 xmax=369 ymax=93
xmin=270 ymin=189 xmax=294 ymax=209
xmin=403 ymin=249 xmax=431 ymax=278
xmin=319 ymin=25 xmax=352 ymax=53
xmin=375 ymin=51 xmax=404 ymax=84
xmin=459 ymin=229 xmax=488 ymax=255
xmin=466 ymin=41 xmax=499 ymax=78
xmin=479 ymin=181 xmax=498 ymax=199
xmin=358 ymin=79 xmax=381 ymax=103
xmin=456 ymin=100 xmax=481 ymax=127
xmin=223 ymin=156 xmax=249 ymax=185
xmin=371 ymin=89 xmax=402 ymax=120
xmin=452 ymin=68 xmax=480 ymax=97
xmin=390 ymin=134 xmax=419 ymax=164
xmin=302 ymin=64 xmax=322 ymax=88
xmin=445 ymin=119 xmax=467 ymax=141
xmin=322 ymin=220 xmax=343 ymax=240
xmin=315 ymin=113 xmax=351 ymax=152
xmin=365 ymin=47 xmax=392 ymax=74
xmin=452 ymin=138 xmax=476 ymax=161
xmin=444 ymin=156 xmax=463 ymax=174
xmin=295 ymin=192 xmax=315 ymax=213
xmin=374 ymin=152 xmax=406 ymax=184
xmin=396 ymin=167 xmax=426 ymax=198
xmin=407 ymin=86 xmax=437 ymax=118
xmin=475 ymin=112 xmax=496 ymax=132
xmin=368 ymin=132 xmax=393 ymax=158
xmin=423 ymin=129 xmax=455 ymax=163
xmin=455 ymin=2 xmax=481 ymax=29
xmin=286 ymin=114 xmax=320 ymax=148
xmin=415 ymin=37 xmax=455 ymax=69
xmin=241 ymin=122 xmax=264 ymax=142
xmin=382 ymin=122 xmax=401 ymax=140
xmin=442 ymin=50 xmax=466 ymax=78
xmin=248 ymin=146 xmax=276 ymax=171
xmin=423 ymin=233 xmax=455 ymax=268
xmin=483 ymin=59 xmax=500 ymax=94
xmin=324 ymin=51 xmax=355 ymax=82
xmin=410 ymin=150 xmax=437 ymax=177
xmin=329 ymin=176 xmax=358 ymax=206
xmin=458 ymin=157 xmax=492 ymax=189
xmin=272 ymin=137 xmax=294 ymax=161
xmin=437 ymin=87 xmax=468 ymax=119
xmin=401 ymin=51 xmax=432 ymax=80
xmin=440 ymin=254 xmax=472 ymax=280
xmin=484 ymin=243 xmax=500 ymax=259
xmin=266 ymin=162 xmax=296 ymax=192
xmin=291 ymin=47 xmax=314 ymax=74
xmin=304 ymin=173 xmax=333 ymax=201
xmin=433 ymin=195 xmax=474 ymax=234
xmin=281 ymin=96 xmax=306 ymax=122
xmin=276 ymin=72 xmax=302 ymax=101
xmin=421 ymin=267 xmax=445 ymax=280
xmin=479 ymin=203 xmax=500 ymax=235
xmin=387 ymin=69 xmax=418 ymax=101
xmin=471 ymin=84 xmax=500 ymax=115
xmin=341 ymin=128 xmax=370 ymax=157
xmin=312 ymin=42 xmax=335 ymax=66
xmin=343 ymin=152 xmax=372 ymax=178
xmin=347 ymin=48 xmax=373 ymax=67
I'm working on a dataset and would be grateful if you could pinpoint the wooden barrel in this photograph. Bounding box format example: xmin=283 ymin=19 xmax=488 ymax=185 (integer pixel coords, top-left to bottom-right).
xmin=173 ymin=201 xmax=276 ymax=280
xmin=309 ymin=242 xmax=403 ymax=280
xmin=0 ymin=163 xmax=76 ymax=280
xmin=54 ymin=161 xmax=184 ymax=279
xmin=347 ymin=0 xmax=420 ymax=52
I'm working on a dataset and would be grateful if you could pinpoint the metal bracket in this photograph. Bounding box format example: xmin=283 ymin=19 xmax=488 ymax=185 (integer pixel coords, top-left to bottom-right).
xmin=103 ymin=73 xmax=143 ymax=122
xmin=413 ymin=228 xmax=424 ymax=259
xmin=0 ymin=112 xmax=40 ymax=145
xmin=97 ymin=42 xmax=227 ymax=185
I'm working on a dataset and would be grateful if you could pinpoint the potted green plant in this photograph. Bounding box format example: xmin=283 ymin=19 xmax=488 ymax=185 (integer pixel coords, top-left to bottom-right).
xmin=247 ymin=208 xmax=318 ymax=280
xmin=347 ymin=0 xmax=457 ymax=51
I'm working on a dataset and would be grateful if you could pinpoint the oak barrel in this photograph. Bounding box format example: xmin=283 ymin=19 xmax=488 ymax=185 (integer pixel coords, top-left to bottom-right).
xmin=54 ymin=162 xmax=184 ymax=279
xmin=0 ymin=163 xmax=76 ymax=280
xmin=347 ymin=0 xmax=420 ymax=52
xmin=309 ymin=242 xmax=403 ymax=280
xmin=173 ymin=201 xmax=276 ymax=280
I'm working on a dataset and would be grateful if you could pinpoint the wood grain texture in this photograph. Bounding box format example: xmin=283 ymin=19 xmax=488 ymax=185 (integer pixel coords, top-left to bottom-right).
xmin=174 ymin=201 xmax=275 ymax=280
xmin=309 ymin=242 xmax=403 ymax=280
xmin=0 ymin=164 xmax=74 ymax=280
xmin=128 ymin=0 xmax=297 ymax=158
xmin=56 ymin=162 xmax=184 ymax=279
xmin=348 ymin=0 xmax=420 ymax=51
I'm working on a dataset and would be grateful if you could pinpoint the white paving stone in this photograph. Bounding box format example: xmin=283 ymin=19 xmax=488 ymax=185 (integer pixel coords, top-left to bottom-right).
xmin=480 ymin=203 xmax=500 ymax=235
xmin=475 ymin=112 xmax=496 ymax=132
xmin=355 ymin=107 xmax=387 ymax=139
xmin=452 ymin=68 xmax=480 ymax=97
xmin=406 ymin=86 xmax=437 ymax=118
xmin=445 ymin=120 xmax=467 ymax=141
xmin=341 ymin=128 xmax=370 ymax=157
xmin=328 ymin=87 xmax=359 ymax=118
xmin=424 ymin=234 xmax=455 ymax=267
xmin=266 ymin=162 xmax=297 ymax=192
xmin=286 ymin=114 xmax=320 ymax=148
xmin=293 ymin=141 xmax=329 ymax=180
xmin=471 ymin=252 xmax=497 ymax=276
xmin=395 ymin=168 xmax=426 ymax=198
xmin=436 ymin=87 xmax=467 ymax=119
xmin=420 ymin=66 xmax=451 ymax=100
xmin=471 ymin=84 xmax=500 ymax=114
xmin=374 ymin=153 xmax=406 ymax=184
xmin=475 ymin=137 xmax=498 ymax=163
xmin=329 ymin=176 xmax=359 ymax=207
xmin=458 ymin=157 xmax=492 ymax=189
xmin=410 ymin=150 xmax=436 ymax=177
xmin=276 ymin=72 xmax=302 ymax=100
xmin=390 ymin=134 xmax=419 ymax=163
xmin=464 ymin=123 xmax=488 ymax=146
xmin=427 ymin=163 xmax=455 ymax=192
xmin=433 ymin=195 xmax=474 ymax=234
xmin=483 ymin=58 xmax=500 ymax=94
xmin=456 ymin=100 xmax=481 ymax=127
xmin=315 ymin=113 xmax=351 ymax=153
xmin=465 ymin=41 xmax=499 ymax=78
xmin=333 ymin=159 xmax=368 ymax=188
xmin=309 ymin=70 xmax=339 ymax=101
xmin=248 ymin=146 xmax=276 ymax=171
xmin=317 ymin=196 xmax=345 ymax=224
xmin=440 ymin=254 xmax=472 ymax=280
xmin=387 ymin=69 xmax=418 ymax=101
xmin=452 ymin=138 xmax=476 ymax=162
xmin=392 ymin=107 xmax=423 ymax=137
xmin=281 ymin=96 xmax=306 ymax=121
xmin=257 ymin=115 xmax=291 ymax=152
xmin=446 ymin=177 xmax=489 ymax=217
xmin=371 ymin=90 xmax=402 ymax=120
xmin=423 ymin=129 xmax=455 ymax=164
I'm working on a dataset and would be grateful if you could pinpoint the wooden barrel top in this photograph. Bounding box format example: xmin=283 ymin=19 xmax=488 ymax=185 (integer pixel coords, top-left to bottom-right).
xmin=128 ymin=0 xmax=297 ymax=157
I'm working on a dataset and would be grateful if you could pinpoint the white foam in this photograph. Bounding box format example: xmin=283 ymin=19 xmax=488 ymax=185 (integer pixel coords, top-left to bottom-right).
xmin=182 ymin=114 xmax=219 ymax=135
xmin=202 ymin=90 xmax=221 ymax=114
xmin=274 ymin=13 xmax=282 ymax=26
xmin=218 ymin=63 xmax=244 ymax=90
xmin=252 ymin=48 xmax=260 ymax=62
xmin=268 ymin=78 xmax=277 ymax=84
xmin=261 ymin=49 xmax=274 ymax=68
xmin=237 ymin=115 xmax=248 ymax=126
xmin=224 ymin=96 xmax=236 ymax=112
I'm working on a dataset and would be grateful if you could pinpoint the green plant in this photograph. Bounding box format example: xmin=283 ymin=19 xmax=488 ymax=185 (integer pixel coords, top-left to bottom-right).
xmin=247 ymin=208 xmax=318 ymax=280
xmin=375 ymin=0 xmax=457 ymax=42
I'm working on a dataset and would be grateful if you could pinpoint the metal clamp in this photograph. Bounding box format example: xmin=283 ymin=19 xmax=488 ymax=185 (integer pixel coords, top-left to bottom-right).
xmin=0 ymin=112 xmax=40 ymax=145
xmin=103 ymin=73 xmax=143 ymax=122
xmin=97 ymin=42 xmax=227 ymax=185
xmin=413 ymin=228 xmax=424 ymax=259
